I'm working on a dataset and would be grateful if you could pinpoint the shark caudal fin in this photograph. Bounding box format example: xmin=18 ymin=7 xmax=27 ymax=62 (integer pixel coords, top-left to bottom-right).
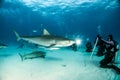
xmin=14 ymin=30 xmax=21 ymax=41
xmin=18 ymin=53 xmax=24 ymax=61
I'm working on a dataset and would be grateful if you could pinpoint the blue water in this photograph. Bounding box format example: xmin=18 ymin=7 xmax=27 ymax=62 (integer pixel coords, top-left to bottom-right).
xmin=1 ymin=1 xmax=120 ymax=80
xmin=0 ymin=0 xmax=120 ymax=44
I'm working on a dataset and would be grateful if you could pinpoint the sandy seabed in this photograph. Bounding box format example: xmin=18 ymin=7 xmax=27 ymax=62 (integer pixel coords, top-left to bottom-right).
xmin=0 ymin=46 xmax=120 ymax=80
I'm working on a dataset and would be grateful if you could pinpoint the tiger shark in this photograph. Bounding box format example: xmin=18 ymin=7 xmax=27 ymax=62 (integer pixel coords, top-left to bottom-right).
xmin=14 ymin=29 xmax=75 ymax=49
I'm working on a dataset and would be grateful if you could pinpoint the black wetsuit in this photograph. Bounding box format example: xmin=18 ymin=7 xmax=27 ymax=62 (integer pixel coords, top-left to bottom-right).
xmin=100 ymin=40 xmax=114 ymax=66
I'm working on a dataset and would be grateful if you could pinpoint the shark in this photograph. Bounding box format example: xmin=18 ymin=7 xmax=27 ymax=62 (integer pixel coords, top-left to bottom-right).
xmin=19 ymin=50 xmax=46 ymax=61
xmin=0 ymin=43 xmax=7 ymax=49
xmin=14 ymin=29 xmax=75 ymax=49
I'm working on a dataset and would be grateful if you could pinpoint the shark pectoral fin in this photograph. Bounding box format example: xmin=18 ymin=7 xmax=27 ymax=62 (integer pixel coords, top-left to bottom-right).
xmin=47 ymin=44 xmax=56 ymax=48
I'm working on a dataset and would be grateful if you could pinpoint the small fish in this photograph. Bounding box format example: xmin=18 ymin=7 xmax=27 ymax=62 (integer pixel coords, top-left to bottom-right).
xmin=33 ymin=30 xmax=37 ymax=33
xmin=19 ymin=51 xmax=46 ymax=61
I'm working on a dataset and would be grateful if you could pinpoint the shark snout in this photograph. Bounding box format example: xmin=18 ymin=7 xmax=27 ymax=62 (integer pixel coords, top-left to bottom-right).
xmin=64 ymin=40 xmax=75 ymax=46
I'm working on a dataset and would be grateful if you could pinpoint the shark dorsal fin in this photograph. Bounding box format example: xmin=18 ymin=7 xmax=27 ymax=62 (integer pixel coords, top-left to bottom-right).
xmin=43 ymin=29 xmax=50 ymax=35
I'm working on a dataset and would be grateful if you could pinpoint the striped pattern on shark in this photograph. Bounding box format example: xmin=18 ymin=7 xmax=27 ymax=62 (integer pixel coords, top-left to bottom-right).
xmin=14 ymin=29 xmax=75 ymax=49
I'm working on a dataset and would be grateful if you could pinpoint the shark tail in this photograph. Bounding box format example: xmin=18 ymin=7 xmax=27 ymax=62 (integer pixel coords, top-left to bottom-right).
xmin=18 ymin=53 xmax=24 ymax=61
xmin=14 ymin=30 xmax=21 ymax=41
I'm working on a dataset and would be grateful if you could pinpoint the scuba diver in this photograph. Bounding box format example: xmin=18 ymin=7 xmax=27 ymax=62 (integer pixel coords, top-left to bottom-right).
xmin=70 ymin=43 xmax=78 ymax=51
xmin=85 ymin=41 xmax=93 ymax=52
xmin=97 ymin=34 xmax=119 ymax=67
xmin=96 ymin=37 xmax=106 ymax=56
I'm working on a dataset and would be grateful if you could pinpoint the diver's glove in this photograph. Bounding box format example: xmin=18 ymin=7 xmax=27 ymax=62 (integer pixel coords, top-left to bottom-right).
xmin=97 ymin=34 xmax=101 ymax=40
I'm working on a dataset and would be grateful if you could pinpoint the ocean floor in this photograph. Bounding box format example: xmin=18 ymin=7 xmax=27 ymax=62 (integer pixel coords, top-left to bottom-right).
xmin=0 ymin=45 xmax=120 ymax=80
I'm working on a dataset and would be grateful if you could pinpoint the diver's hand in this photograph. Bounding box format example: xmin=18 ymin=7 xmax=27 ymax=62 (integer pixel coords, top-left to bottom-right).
xmin=97 ymin=34 xmax=101 ymax=40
